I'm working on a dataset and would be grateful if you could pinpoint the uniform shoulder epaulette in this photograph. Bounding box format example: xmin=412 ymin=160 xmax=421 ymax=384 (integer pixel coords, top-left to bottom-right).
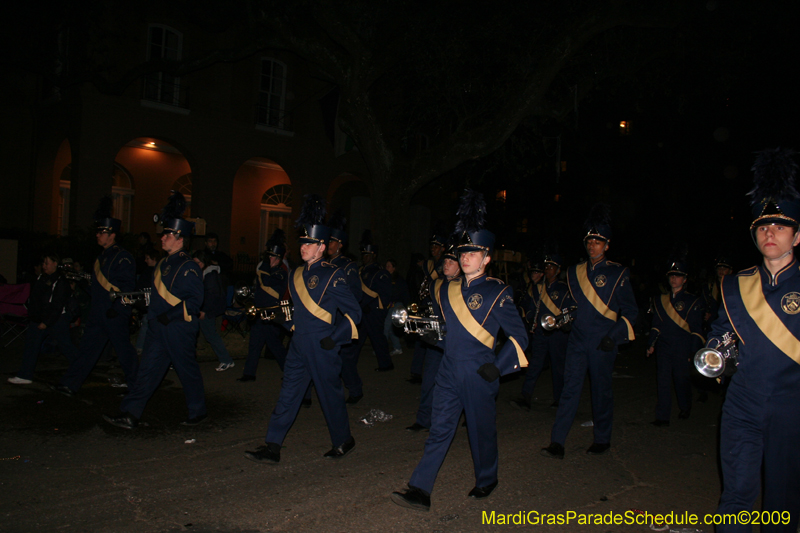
xmin=177 ymin=251 xmax=189 ymax=259
xmin=606 ymin=260 xmax=622 ymax=267
xmin=485 ymin=276 xmax=506 ymax=285
xmin=736 ymin=266 xmax=758 ymax=277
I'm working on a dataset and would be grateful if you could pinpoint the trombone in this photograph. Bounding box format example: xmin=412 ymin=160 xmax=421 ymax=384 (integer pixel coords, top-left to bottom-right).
xmin=109 ymin=288 xmax=151 ymax=306
xmin=694 ymin=331 xmax=739 ymax=378
xmin=391 ymin=303 xmax=445 ymax=341
xmin=246 ymin=300 xmax=293 ymax=322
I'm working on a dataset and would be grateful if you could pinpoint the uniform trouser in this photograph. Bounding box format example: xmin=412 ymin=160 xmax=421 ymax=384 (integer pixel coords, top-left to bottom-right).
xmin=409 ymin=356 xmax=499 ymax=494
xmin=60 ymin=312 xmax=139 ymax=391
xmin=265 ymin=334 xmax=351 ymax=448
xmin=340 ymin=339 xmax=363 ymax=397
xmin=120 ymin=320 xmax=206 ymax=420
xmin=360 ymin=308 xmax=393 ymax=369
xmin=716 ymin=385 xmax=800 ymax=533
xmin=414 ymin=345 xmax=444 ymax=428
xmin=199 ymin=316 xmax=233 ymax=365
xmin=243 ymin=320 xmax=287 ymax=376
xmin=411 ymin=340 xmax=427 ymax=376
xmin=551 ymin=337 xmax=617 ymax=445
xmin=17 ymin=315 xmax=78 ymax=380
xmin=520 ymin=330 xmax=569 ymax=403
xmin=655 ymin=349 xmax=692 ymax=421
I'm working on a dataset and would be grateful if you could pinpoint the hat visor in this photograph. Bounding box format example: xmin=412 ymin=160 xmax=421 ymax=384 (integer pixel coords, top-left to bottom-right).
xmin=750 ymin=215 xmax=799 ymax=229
xmin=666 ymin=270 xmax=687 ymax=277
xmin=299 ymin=237 xmax=323 ymax=244
xmin=457 ymin=244 xmax=489 ymax=253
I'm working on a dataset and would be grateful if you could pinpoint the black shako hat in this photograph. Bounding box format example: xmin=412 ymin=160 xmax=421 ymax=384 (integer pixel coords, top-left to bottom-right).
xmin=94 ymin=195 xmax=121 ymax=235
xmin=455 ymin=189 xmax=495 ymax=252
xmin=666 ymin=243 xmax=689 ymax=277
xmin=296 ymin=194 xmax=329 ymax=244
xmin=360 ymin=230 xmax=378 ymax=254
xmin=430 ymin=221 xmax=449 ymax=247
xmin=748 ymin=147 xmax=800 ymax=233
xmin=264 ymin=228 xmax=286 ymax=258
xmin=155 ymin=191 xmax=194 ymax=236
xmin=583 ymin=203 xmax=612 ymax=243
xmin=327 ymin=210 xmax=348 ymax=245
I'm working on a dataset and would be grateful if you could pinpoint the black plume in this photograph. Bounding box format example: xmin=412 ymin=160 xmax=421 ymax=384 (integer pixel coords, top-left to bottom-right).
xmin=583 ymin=203 xmax=611 ymax=231
xmin=94 ymin=195 xmax=114 ymax=221
xmin=748 ymin=147 xmax=800 ymax=204
xmin=160 ymin=190 xmax=187 ymax=221
xmin=454 ymin=189 xmax=486 ymax=234
xmin=432 ymin=219 xmax=449 ymax=238
xmin=295 ymin=194 xmax=326 ymax=228
xmin=267 ymin=228 xmax=286 ymax=246
xmin=360 ymin=229 xmax=373 ymax=247
xmin=668 ymin=241 xmax=689 ymax=262
xmin=328 ymin=210 xmax=347 ymax=231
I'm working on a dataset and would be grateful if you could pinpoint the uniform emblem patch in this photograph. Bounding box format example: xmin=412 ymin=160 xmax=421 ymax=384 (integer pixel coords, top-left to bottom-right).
xmin=781 ymin=292 xmax=800 ymax=315
xmin=164 ymin=265 xmax=171 ymax=276
xmin=674 ymin=301 xmax=685 ymax=312
xmin=551 ymin=291 xmax=559 ymax=300
xmin=308 ymin=275 xmax=319 ymax=289
xmin=467 ymin=293 xmax=483 ymax=310
xmin=594 ymin=275 xmax=607 ymax=288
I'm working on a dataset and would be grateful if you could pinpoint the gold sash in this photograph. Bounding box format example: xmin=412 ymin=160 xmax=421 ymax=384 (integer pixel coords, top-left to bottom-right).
xmin=539 ymin=284 xmax=560 ymax=317
xmin=575 ymin=263 xmax=635 ymax=340
xmin=257 ymin=269 xmax=280 ymax=299
xmin=433 ymin=279 xmax=444 ymax=309
xmin=293 ymin=267 xmax=332 ymax=324
xmin=360 ymin=268 xmax=384 ymax=309
xmin=661 ymin=294 xmax=691 ymax=334
xmin=738 ymin=272 xmax=800 ymax=365
xmin=447 ymin=280 xmax=494 ymax=349
xmin=153 ymin=258 xmax=192 ymax=322
xmin=94 ymin=259 xmax=120 ymax=293
xmin=427 ymin=259 xmax=439 ymax=281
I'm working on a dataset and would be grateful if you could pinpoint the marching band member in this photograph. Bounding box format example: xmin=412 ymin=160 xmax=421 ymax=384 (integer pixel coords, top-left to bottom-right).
xmin=710 ymin=148 xmax=800 ymax=533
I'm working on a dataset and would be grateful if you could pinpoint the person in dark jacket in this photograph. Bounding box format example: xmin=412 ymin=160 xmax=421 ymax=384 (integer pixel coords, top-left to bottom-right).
xmin=193 ymin=250 xmax=234 ymax=371
xmin=384 ymin=259 xmax=410 ymax=355
xmin=9 ymin=253 xmax=78 ymax=384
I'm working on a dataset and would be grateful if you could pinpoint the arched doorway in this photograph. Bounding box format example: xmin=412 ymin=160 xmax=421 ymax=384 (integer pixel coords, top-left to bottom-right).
xmin=259 ymin=184 xmax=292 ymax=255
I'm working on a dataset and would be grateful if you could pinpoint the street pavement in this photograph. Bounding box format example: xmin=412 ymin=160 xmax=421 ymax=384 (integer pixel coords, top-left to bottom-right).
xmin=1 ymin=333 xmax=738 ymax=533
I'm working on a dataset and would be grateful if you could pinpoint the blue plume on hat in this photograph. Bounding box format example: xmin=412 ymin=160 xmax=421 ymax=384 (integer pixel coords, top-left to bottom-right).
xmin=160 ymin=190 xmax=187 ymax=222
xmin=455 ymin=189 xmax=486 ymax=234
xmin=583 ymin=203 xmax=613 ymax=242
xmin=296 ymin=194 xmax=326 ymax=228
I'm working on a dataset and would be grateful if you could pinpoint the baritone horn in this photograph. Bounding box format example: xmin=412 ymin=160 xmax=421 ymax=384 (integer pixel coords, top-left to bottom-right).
xmin=539 ymin=307 xmax=577 ymax=331
xmin=694 ymin=331 xmax=739 ymax=378
xmin=246 ymin=300 xmax=293 ymax=322
xmin=391 ymin=303 xmax=445 ymax=341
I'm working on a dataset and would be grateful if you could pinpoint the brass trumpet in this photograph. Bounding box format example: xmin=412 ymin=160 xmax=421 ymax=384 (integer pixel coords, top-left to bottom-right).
xmin=391 ymin=303 xmax=445 ymax=341
xmin=694 ymin=332 xmax=739 ymax=378
xmin=109 ymin=288 xmax=151 ymax=306
xmin=246 ymin=300 xmax=293 ymax=322
xmin=59 ymin=265 xmax=92 ymax=282
xmin=539 ymin=307 xmax=577 ymax=331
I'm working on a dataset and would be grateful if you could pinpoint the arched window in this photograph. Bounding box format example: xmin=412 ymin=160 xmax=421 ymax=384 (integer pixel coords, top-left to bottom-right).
xmin=112 ymin=164 xmax=135 ymax=234
xmin=259 ymin=184 xmax=292 ymax=250
xmin=172 ymin=173 xmax=192 ymax=217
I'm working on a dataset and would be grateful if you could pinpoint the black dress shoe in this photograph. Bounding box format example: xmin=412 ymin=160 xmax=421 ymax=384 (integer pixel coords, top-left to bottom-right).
xmin=323 ymin=436 xmax=355 ymax=459
xmin=405 ymin=422 xmax=428 ymax=432
xmin=541 ymin=442 xmax=565 ymax=459
xmin=391 ymin=486 xmax=430 ymax=512
xmin=651 ymin=419 xmax=670 ymax=427
xmin=103 ymin=413 xmax=139 ymax=430
xmin=181 ymin=414 xmax=208 ymax=426
xmin=406 ymin=374 xmax=422 ymax=384
xmin=678 ymin=410 xmax=690 ymax=420
xmin=468 ymin=480 xmax=498 ymax=499
xmin=236 ymin=375 xmax=256 ymax=382
xmin=244 ymin=443 xmax=281 ymax=464
xmin=586 ymin=442 xmax=611 ymax=455
xmin=509 ymin=396 xmax=531 ymax=411
xmin=375 ymin=365 xmax=395 ymax=372
xmin=346 ymin=394 xmax=363 ymax=405
xmin=301 ymin=398 xmax=312 ymax=408
xmin=50 ymin=384 xmax=75 ymax=398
